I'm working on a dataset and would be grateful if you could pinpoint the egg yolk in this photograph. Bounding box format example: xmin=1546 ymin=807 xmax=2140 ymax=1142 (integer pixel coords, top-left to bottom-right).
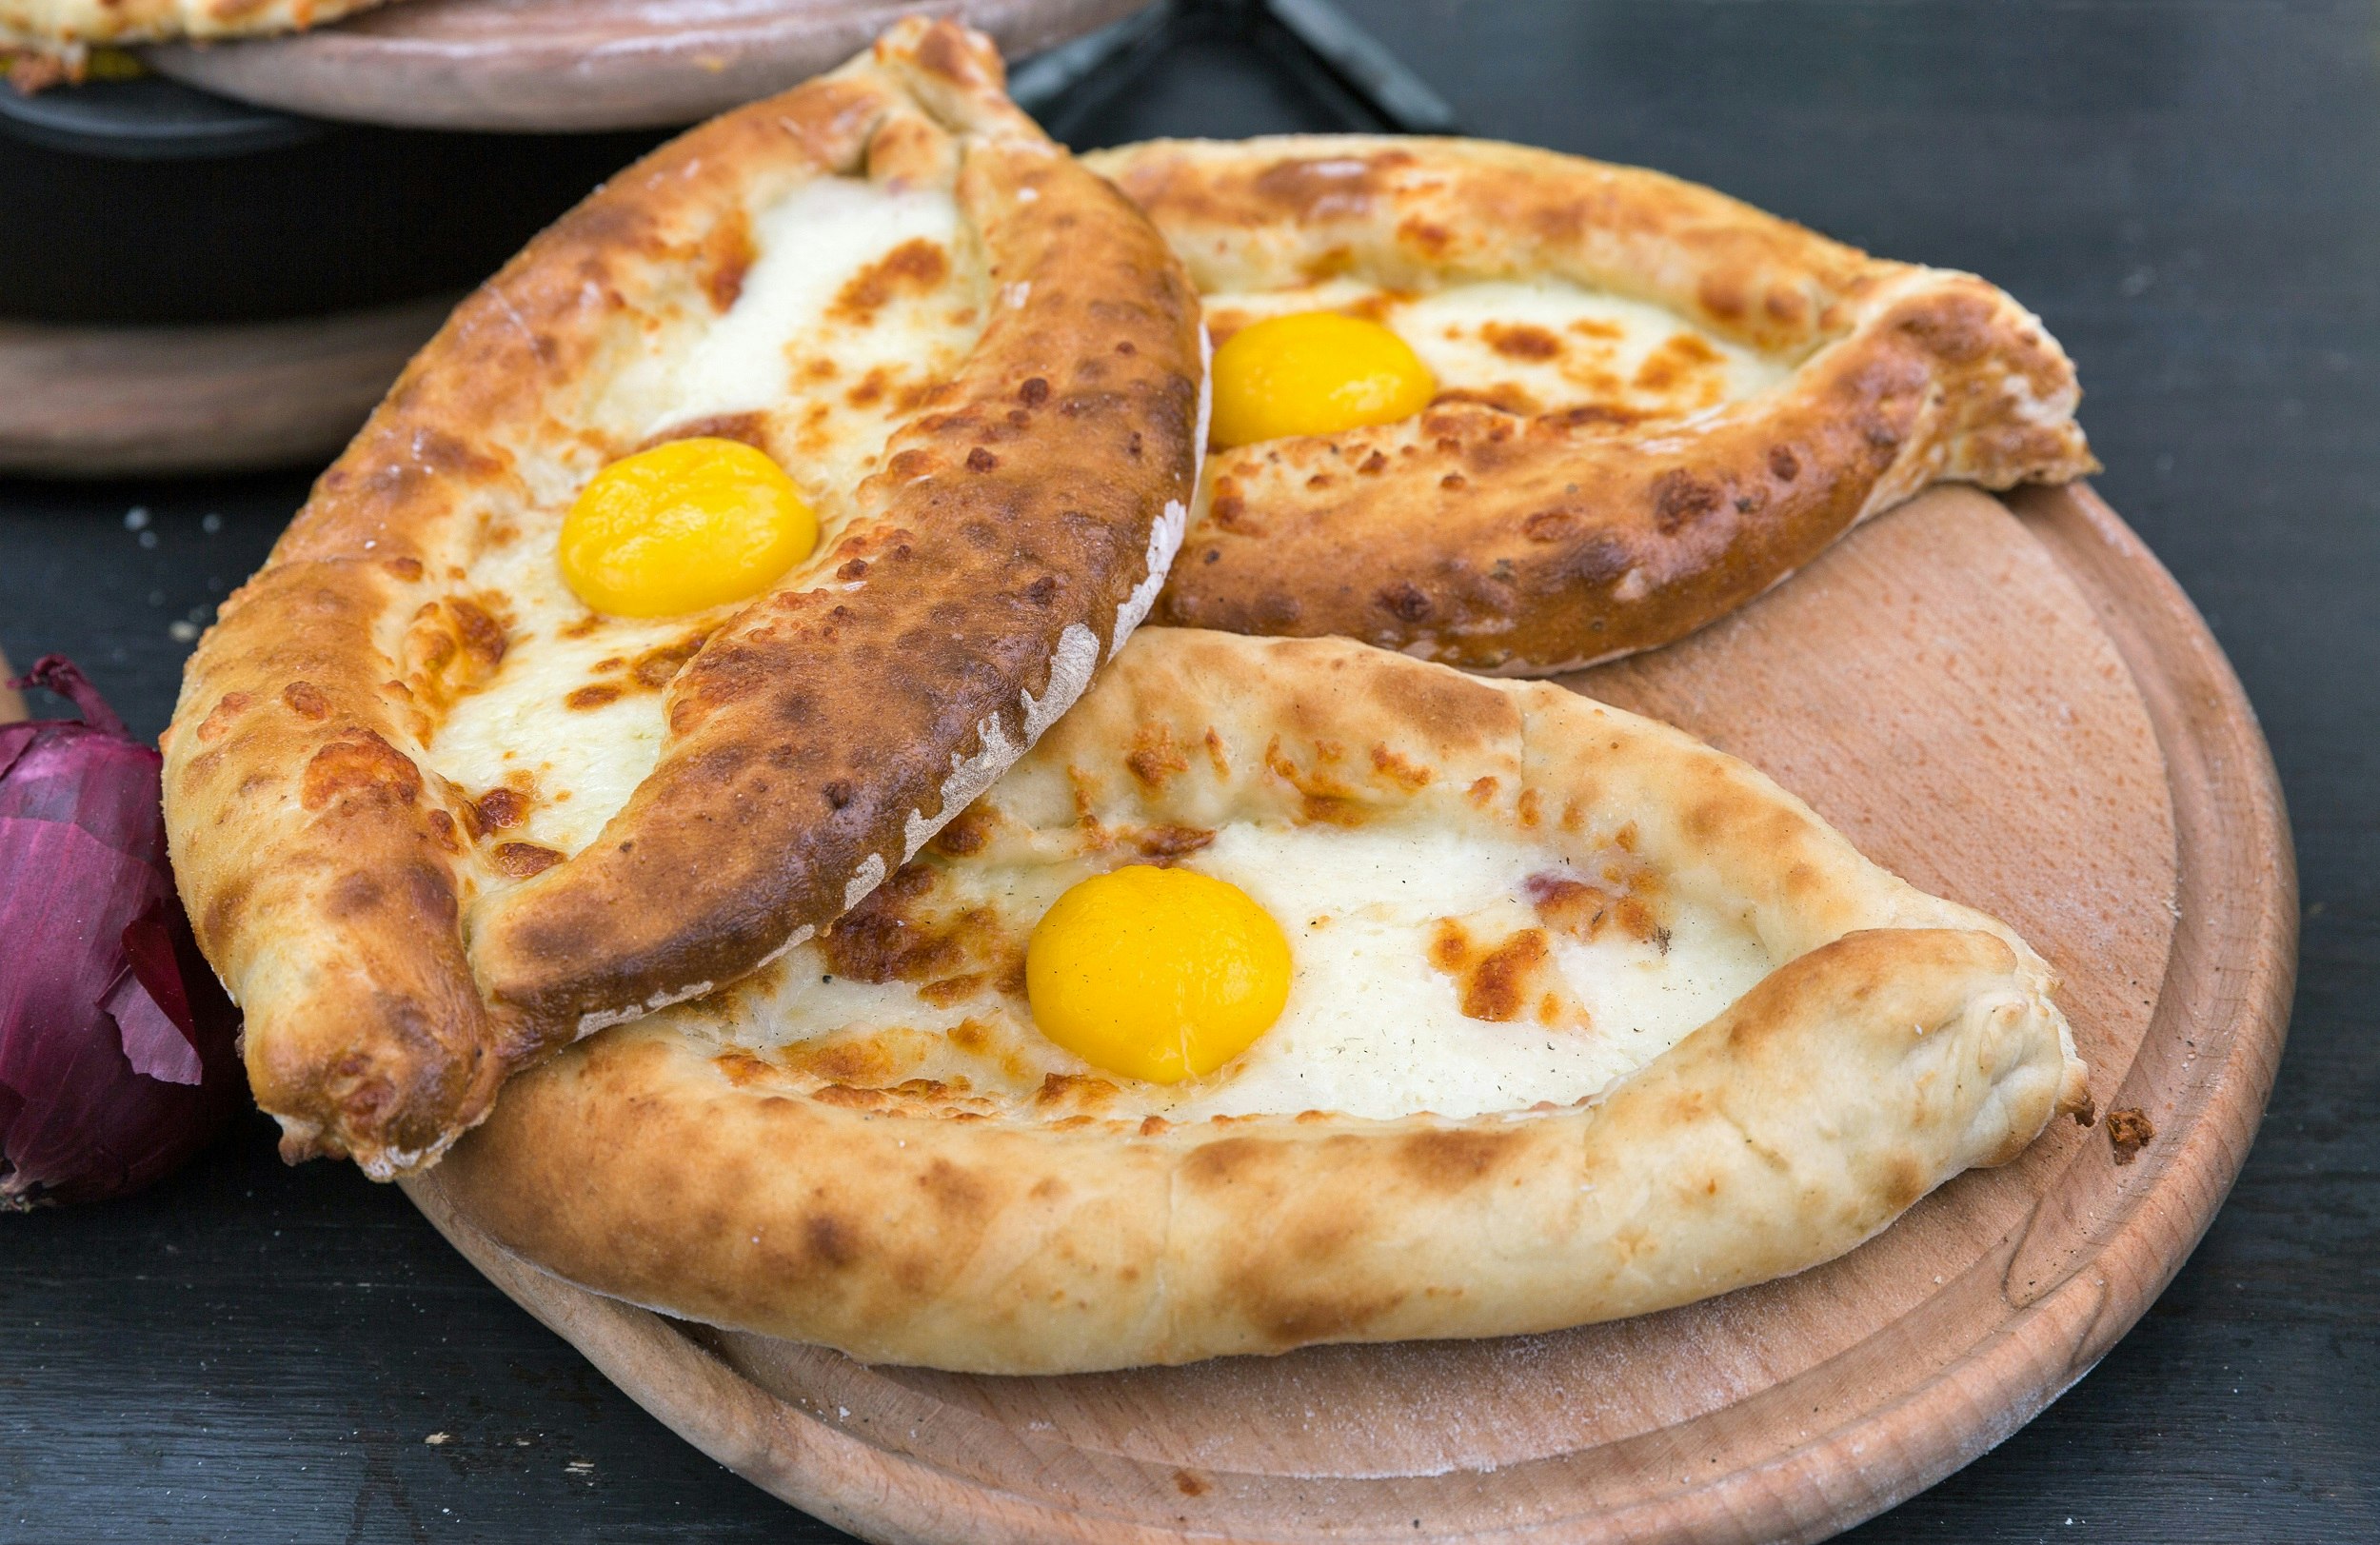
xmin=1025 ymin=865 xmax=1293 ymax=1084
xmin=559 ymin=437 xmax=818 ymax=618
xmin=1207 ymin=310 xmax=1437 ymax=449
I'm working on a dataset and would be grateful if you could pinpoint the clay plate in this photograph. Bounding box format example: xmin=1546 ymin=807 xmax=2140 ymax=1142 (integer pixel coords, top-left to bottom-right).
xmin=403 ymin=481 xmax=2295 ymax=1544
xmin=145 ymin=0 xmax=1150 ymax=132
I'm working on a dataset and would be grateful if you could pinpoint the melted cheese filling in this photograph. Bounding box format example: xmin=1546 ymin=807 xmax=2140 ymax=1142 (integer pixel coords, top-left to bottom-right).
xmin=653 ymin=178 xmax=974 ymax=501
xmin=681 ymin=821 xmax=1775 ymax=1122
xmin=1205 ymin=276 xmax=1784 ymax=424
xmin=426 ymin=177 xmax=982 ymax=871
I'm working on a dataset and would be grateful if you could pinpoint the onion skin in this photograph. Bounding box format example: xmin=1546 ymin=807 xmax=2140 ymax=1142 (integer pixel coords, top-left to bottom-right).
xmin=0 ymin=656 xmax=242 ymax=1209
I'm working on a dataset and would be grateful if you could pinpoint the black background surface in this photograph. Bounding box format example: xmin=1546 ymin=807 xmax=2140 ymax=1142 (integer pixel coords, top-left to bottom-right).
xmin=4 ymin=2 xmax=2376 ymax=1539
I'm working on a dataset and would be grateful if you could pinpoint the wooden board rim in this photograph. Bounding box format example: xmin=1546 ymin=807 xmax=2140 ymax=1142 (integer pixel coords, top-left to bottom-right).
xmin=401 ymin=482 xmax=2296 ymax=1545
xmin=0 ymin=298 xmax=449 ymax=479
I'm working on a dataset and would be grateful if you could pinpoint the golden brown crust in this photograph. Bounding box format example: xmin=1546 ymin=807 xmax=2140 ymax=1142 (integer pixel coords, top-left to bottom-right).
xmin=434 ymin=629 xmax=2090 ymax=1373
xmin=1083 ymin=136 xmax=2097 ymax=673
xmin=162 ymin=21 xmax=1204 ymax=1178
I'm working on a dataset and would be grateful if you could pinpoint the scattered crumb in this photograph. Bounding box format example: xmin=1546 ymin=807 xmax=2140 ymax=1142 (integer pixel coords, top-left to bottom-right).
xmin=2107 ymin=1107 xmax=2155 ymax=1164
xmin=423 ymin=1432 xmax=451 ymax=1446
xmin=565 ymin=1459 xmax=595 ymax=1476
xmin=169 ymin=621 xmax=200 ymax=644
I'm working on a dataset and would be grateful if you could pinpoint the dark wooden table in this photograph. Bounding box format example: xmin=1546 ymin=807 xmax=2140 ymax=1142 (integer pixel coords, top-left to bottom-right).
xmin=5 ymin=2 xmax=2376 ymax=1539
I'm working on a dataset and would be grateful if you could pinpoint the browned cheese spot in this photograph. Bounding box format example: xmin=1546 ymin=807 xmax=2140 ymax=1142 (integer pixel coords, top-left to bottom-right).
xmin=783 ymin=1035 xmax=905 ymax=1086
xmin=472 ymin=786 xmax=529 ymax=833
xmin=1632 ymin=332 xmax=1726 ymax=398
xmin=1036 ymin=1072 xmax=1121 ymax=1111
xmin=1482 ymin=321 xmax=1561 ymax=361
xmin=830 ymin=238 xmax=950 ymax=323
xmin=1367 ymin=742 xmax=1434 ymax=792
xmin=1263 ymin=736 xmax=1365 ymax=826
xmin=300 ymin=731 xmax=422 ymax=812
xmin=1125 ymin=723 xmax=1190 ymax=789
xmin=492 ymin=842 xmax=563 ymax=879
xmin=1523 ymin=866 xmax=1669 ymax=951
xmin=700 ymin=208 xmax=757 ymax=311
xmin=1126 ymin=824 xmax=1211 ymax=862
xmin=402 ymin=596 xmax=509 ymax=712
xmin=448 ymin=598 xmax=506 ymax=668
xmin=918 ymin=973 xmax=988 ymax=1007
xmin=1428 ymin=920 xmax=1553 ymax=1021
xmin=714 ymin=1048 xmax=775 ymax=1087
xmin=565 ymin=683 xmax=623 ymax=710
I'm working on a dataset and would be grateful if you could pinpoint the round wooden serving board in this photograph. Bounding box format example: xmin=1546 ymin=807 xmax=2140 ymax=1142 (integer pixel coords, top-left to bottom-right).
xmin=403 ymin=480 xmax=2295 ymax=1545
xmin=146 ymin=0 xmax=1150 ymax=132
xmin=0 ymin=299 xmax=449 ymax=478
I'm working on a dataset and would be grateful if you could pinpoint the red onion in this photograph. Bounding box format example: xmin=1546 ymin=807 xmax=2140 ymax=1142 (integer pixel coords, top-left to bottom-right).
xmin=1 ymin=656 xmax=242 ymax=1208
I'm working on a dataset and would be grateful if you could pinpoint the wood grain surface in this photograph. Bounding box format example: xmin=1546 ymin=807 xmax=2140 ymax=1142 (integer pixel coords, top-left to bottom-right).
xmin=146 ymin=0 xmax=1152 ymax=131
xmin=401 ymin=480 xmax=2294 ymax=1544
xmin=0 ymin=298 xmax=449 ymax=478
